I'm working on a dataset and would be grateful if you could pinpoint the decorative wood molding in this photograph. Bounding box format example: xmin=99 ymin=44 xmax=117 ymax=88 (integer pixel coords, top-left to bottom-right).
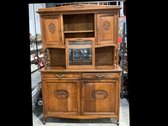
xmin=72 ymin=4 xmax=84 ymax=9
xmin=56 ymin=73 xmax=65 ymax=78
xmin=55 ymin=90 xmax=69 ymax=99
xmin=103 ymin=21 xmax=111 ymax=31
xmin=37 ymin=4 xmax=121 ymax=14
xmin=48 ymin=23 xmax=55 ymax=33
xmin=94 ymin=74 xmax=105 ymax=79
xmin=92 ymin=90 xmax=108 ymax=99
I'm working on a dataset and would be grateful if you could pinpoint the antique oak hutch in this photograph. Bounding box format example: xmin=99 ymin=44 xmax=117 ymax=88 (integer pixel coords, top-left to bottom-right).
xmin=37 ymin=4 xmax=122 ymax=124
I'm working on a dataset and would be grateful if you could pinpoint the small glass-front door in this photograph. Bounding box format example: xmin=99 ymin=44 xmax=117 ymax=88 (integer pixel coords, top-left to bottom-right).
xmin=68 ymin=41 xmax=92 ymax=65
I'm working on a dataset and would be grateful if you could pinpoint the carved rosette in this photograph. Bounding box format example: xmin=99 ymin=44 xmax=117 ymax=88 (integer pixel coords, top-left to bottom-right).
xmin=54 ymin=90 xmax=69 ymax=99
xmin=92 ymin=90 xmax=108 ymax=99
xmin=48 ymin=23 xmax=55 ymax=33
xmin=103 ymin=21 xmax=111 ymax=31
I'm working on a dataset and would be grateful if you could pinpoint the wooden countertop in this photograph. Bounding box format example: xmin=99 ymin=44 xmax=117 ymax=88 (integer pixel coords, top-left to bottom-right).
xmin=40 ymin=65 xmax=122 ymax=73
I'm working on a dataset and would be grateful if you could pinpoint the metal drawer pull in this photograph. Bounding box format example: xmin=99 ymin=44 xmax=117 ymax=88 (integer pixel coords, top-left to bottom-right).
xmin=56 ymin=73 xmax=65 ymax=78
xmin=95 ymin=74 xmax=105 ymax=79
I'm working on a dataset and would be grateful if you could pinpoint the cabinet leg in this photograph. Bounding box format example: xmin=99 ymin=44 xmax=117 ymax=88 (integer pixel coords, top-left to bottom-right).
xmin=113 ymin=121 xmax=119 ymax=126
xmin=111 ymin=118 xmax=119 ymax=125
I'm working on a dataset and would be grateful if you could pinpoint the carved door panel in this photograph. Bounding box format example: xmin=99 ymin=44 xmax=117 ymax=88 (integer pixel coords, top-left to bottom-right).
xmin=43 ymin=16 xmax=62 ymax=47
xmin=42 ymin=79 xmax=80 ymax=115
xmin=82 ymin=80 xmax=119 ymax=115
xmin=97 ymin=13 xmax=117 ymax=45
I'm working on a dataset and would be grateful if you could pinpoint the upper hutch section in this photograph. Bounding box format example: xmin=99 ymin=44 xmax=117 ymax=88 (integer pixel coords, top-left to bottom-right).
xmin=38 ymin=4 xmax=121 ymax=70
xmin=37 ymin=4 xmax=121 ymax=48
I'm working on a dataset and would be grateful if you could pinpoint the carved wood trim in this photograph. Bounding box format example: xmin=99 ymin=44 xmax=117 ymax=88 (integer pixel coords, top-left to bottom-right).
xmin=54 ymin=90 xmax=69 ymax=99
xmin=92 ymin=90 xmax=108 ymax=99
xmin=48 ymin=23 xmax=55 ymax=33
xmin=72 ymin=4 xmax=84 ymax=9
xmin=103 ymin=21 xmax=111 ymax=31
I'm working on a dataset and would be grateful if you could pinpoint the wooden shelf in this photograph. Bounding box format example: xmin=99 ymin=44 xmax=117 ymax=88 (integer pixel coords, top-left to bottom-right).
xmin=64 ymin=30 xmax=94 ymax=33
xmin=95 ymin=44 xmax=116 ymax=48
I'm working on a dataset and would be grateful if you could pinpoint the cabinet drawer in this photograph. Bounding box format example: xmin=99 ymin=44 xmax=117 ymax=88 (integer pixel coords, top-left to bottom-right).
xmin=82 ymin=73 xmax=119 ymax=79
xmin=42 ymin=73 xmax=79 ymax=79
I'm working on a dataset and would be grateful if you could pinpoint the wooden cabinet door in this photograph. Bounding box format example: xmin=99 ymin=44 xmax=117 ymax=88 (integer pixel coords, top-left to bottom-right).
xmin=82 ymin=80 xmax=120 ymax=116
xmin=42 ymin=79 xmax=80 ymax=116
xmin=97 ymin=13 xmax=117 ymax=45
xmin=43 ymin=16 xmax=62 ymax=47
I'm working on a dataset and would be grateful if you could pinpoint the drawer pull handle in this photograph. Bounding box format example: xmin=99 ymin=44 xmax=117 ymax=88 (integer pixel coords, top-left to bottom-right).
xmin=55 ymin=90 xmax=69 ymax=99
xmin=95 ymin=74 xmax=105 ymax=79
xmin=56 ymin=74 xmax=65 ymax=78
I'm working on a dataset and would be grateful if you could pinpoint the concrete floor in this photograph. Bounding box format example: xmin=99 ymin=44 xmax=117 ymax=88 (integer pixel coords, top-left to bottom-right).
xmin=31 ymin=70 xmax=129 ymax=126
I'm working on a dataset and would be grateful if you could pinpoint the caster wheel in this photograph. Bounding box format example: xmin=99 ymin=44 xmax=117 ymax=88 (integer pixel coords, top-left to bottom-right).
xmin=37 ymin=99 xmax=43 ymax=106
xmin=42 ymin=120 xmax=46 ymax=125
xmin=42 ymin=117 xmax=47 ymax=125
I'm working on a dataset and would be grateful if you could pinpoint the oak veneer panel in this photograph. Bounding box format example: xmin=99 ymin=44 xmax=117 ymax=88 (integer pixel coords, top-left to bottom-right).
xmin=43 ymin=80 xmax=80 ymax=114
xmin=44 ymin=16 xmax=61 ymax=47
xmin=83 ymin=81 xmax=117 ymax=113
xmin=97 ymin=13 xmax=116 ymax=45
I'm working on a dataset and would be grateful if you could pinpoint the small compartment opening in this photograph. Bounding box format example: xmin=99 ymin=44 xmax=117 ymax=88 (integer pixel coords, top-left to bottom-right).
xmin=95 ymin=46 xmax=115 ymax=66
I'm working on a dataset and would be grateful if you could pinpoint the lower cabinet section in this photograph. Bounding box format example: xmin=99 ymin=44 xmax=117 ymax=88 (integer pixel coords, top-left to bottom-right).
xmin=41 ymin=72 xmax=120 ymax=123
xmin=82 ymin=80 xmax=119 ymax=116
xmin=42 ymin=79 xmax=80 ymax=116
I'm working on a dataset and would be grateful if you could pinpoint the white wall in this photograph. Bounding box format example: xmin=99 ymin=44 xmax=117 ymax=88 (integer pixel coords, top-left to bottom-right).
xmin=29 ymin=4 xmax=46 ymax=36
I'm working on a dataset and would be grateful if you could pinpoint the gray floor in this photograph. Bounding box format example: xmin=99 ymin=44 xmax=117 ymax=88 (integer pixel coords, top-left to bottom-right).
xmin=31 ymin=70 xmax=129 ymax=126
